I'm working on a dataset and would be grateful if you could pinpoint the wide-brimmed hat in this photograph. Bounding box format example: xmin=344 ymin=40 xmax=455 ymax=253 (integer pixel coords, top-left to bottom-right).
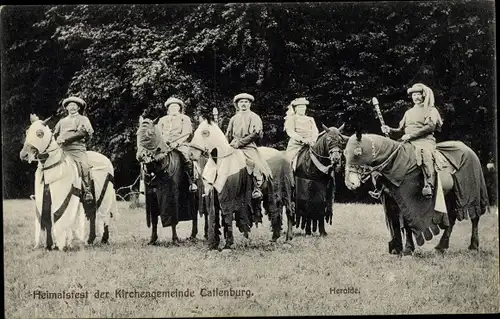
xmin=164 ymin=97 xmax=185 ymax=110
xmin=233 ymin=93 xmax=255 ymax=104
xmin=291 ymin=97 xmax=310 ymax=107
xmin=62 ymin=96 xmax=87 ymax=109
xmin=407 ymin=83 xmax=426 ymax=95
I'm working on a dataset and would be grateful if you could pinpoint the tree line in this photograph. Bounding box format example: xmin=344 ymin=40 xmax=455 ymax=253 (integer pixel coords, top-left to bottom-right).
xmin=1 ymin=3 xmax=496 ymax=203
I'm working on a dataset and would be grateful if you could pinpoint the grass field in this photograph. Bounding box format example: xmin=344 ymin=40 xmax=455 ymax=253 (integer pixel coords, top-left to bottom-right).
xmin=3 ymin=199 xmax=499 ymax=317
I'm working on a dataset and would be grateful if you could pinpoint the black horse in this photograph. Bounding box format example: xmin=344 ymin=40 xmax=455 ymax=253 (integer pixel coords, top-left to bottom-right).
xmin=344 ymin=132 xmax=490 ymax=255
xmin=289 ymin=124 xmax=347 ymax=236
xmin=137 ymin=117 xmax=207 ymax=245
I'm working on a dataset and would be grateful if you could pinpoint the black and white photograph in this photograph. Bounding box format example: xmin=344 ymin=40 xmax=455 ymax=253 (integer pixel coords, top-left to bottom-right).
xmin=2 ymin=2 xmax=498 ymax=317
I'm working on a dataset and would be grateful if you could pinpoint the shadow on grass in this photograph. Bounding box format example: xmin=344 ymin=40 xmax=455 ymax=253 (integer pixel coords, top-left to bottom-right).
xmin=413 ymin=248 xmax=496 ymax=259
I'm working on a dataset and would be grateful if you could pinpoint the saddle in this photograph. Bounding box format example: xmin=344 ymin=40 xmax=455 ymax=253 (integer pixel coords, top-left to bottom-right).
xmin=290 ymin=146 xmax=309 ymax=173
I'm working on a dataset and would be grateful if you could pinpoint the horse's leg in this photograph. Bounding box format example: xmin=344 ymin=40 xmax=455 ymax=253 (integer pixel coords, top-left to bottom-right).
xmin=305 ymin=218 xmax=312 ymax=236
xmin=468 ymin=217 xmax=480 ymax=250
xmin=46 ymin=223 xmax=54 ymax=251
xmin=402 ymin=223 xmax=415 ymax=256
xmin=263 ymin=194 xmax=280 ymax=242
xmin=101 ymin=225 xmax=109 ymax=244
xmin=87 ymin=208 xmax=96 ymax=245
xmin=382 ymin=194 xmax=403 ymax=255
xmin=435 ymin=213 xmax=457 ymax=252
xmin=319 ymin=218 xmax=328 ymax=237
xmin=148 ymin=210 xmax=158 ymax=245
xmin=190 ymin=208 xmax=198 ymax=240
xmin=212 ymin=196 xmax=221 ymax=249
xmin=223 ymin=212 xmax=234 ymax=250
xmin=204 ymin=211 xmax=209 ymax=240
xmin=287 ymin=213 xmax=294 ymax=241
xmin=172 ymin=224 xmax=179 ymax=244
xmin=312 ymin=218 xmax=318 ymax=233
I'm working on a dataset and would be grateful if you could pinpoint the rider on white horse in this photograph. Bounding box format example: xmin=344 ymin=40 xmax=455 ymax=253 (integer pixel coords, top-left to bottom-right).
xmin=53 ymin=96 xmax=94 ymax=204
xmin=381 ymin=83 xmax=444 ymax=198
xmin=225 ymin=93 xmax=273 ymax=199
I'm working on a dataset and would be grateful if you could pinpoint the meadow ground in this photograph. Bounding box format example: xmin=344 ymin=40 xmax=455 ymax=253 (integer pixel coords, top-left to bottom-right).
xmin=3 ymin=199 xmax=499 ymax=318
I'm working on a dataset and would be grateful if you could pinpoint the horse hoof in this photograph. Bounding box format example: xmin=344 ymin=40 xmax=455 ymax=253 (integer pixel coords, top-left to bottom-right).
xmin=390 ymin=248 xmax=401 ymax=255
xmin=402 ymin=249 xmax=414 ymax=256
xmin=101 ymin=239 xmax=109 ymax=245
xmin=468 ymin=244 xmax=479 ymax=250
xmin=320 ymin=232 xmax=328 ymax=237
xmin=147 ymin=240 xmax=158 ymax=246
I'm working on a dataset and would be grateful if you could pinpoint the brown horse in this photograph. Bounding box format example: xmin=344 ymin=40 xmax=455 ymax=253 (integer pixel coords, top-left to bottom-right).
xmin=136 ymin=117 xmax=206 ymax=245
xmin=344 ymin=132 xmax=490 ymax=255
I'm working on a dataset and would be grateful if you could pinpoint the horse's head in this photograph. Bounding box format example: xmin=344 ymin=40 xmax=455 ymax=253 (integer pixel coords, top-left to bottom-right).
xmin=188 ymin=119 xmax=228 ymax=162
xmin=321 ymin=123 xmax=349 ymax=167
xmin=136 ymin=116 xmax=169 ymax=164
xmin=344 ymin=132 xmax=375 ymax=190
xmin=20 ymin=114 xmax=53 ymax=163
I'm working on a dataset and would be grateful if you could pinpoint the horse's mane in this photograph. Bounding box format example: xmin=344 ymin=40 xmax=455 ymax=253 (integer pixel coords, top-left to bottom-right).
xmin=136 ymin=119 xmax=169 ymax=162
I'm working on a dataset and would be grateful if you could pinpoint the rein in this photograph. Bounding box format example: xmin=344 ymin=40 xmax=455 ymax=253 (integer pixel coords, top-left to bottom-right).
xmin=307 ymin=135 xmax=341 ymax=175
xmin=189 ymin=143 xmax=235 ymax=160
xmin=349 ymin=140 xmax=406 ymax=183
xmin=36 ymin=134 xmax=65 ymax=170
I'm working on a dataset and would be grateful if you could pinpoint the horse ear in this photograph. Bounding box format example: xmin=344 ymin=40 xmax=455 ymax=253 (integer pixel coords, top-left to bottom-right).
xmin=139 ymin=116 xmax=144 ymax=124
xmin=42 ymin=115 xmax=53 ymax=126
xmin=356 ymin=130 xmax=362 ymax=141
xmin=30 ymin=114 xmax=39 ymax=123
xmin=322 ymin=123 xmax=330 ymax=132
xmin=338 ymin=123 xmax=345 ymax=133
xmin=153 ymin=117 xmax=159 ymax=125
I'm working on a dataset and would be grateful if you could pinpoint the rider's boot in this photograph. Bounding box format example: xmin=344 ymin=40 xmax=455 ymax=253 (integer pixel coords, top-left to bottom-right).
xmin=183 ymin=156 xmax=198 ymax=192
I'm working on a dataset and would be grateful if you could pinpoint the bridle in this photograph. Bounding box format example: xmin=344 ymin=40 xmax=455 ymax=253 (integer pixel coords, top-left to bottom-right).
xmin=346 ymin=138 xmax=406 ymax=184
xmin=189 ymin=142 xmax=235 ymax=160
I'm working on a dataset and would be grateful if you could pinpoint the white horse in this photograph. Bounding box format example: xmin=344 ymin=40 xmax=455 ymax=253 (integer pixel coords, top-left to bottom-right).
xmin=20 ymin=114 xmax=117 ymax=250
xmin=188 ymin=119 xmax=294 ymax=249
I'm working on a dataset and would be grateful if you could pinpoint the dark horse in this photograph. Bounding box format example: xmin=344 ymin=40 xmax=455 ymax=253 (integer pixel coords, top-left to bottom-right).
xmin=136 ymin=117 xmax=206 ymax=245
xmin=290 ymin=124 xmax=347 ymax=236
xmin=344 ymin=132 xmax=490 ymax=255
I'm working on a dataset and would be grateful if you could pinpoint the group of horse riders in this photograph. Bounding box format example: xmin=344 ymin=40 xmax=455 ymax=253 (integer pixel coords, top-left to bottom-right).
xmin=54 ymin=82 xmax=442 ymax=202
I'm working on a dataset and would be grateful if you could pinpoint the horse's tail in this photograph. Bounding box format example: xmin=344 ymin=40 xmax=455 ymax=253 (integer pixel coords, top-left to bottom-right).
xmin=87 ymin=151 xmax=117 ymax=233
xmin=260 ymin=147 xmax=294 ymax=212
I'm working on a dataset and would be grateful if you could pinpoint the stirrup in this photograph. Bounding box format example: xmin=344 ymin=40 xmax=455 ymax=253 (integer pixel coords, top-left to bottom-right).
xmin=252 ymin=188 xmax=263 ymax=199
xmin=369 ymin=189 xmax=383 ymax=199
xmin=189 ymin=183 xmax=198 ymax=192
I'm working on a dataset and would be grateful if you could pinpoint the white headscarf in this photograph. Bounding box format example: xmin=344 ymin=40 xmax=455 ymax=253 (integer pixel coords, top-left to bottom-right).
xmin=409 ymin=83 xmax=443 ymax=128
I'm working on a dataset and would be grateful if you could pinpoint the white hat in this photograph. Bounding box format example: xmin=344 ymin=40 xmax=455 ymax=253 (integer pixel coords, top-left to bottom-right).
xmin=62 ymin=96 xmax=86 ymax=109
xmin=164 ymin=97 xmax=185 ymax=109
xmin=233 ymin=93 xmax=255 ymax=104
xmin=407 ymin=83 xmax=425 ymax=95
xmin=291 ymin=97 xmax=310 ymax=106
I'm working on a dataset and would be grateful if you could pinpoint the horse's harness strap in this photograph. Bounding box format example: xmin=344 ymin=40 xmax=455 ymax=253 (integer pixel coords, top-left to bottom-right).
xmin=40 ymin=132 xmax=54 ymax=155
xmin=309 ymin=150 xmax=331 ymax=175
xmin=309 ymin=146 xmax=331 ymax=160
xmin=353 ymin=141 xmax=405 ymax=181
xmin=42 ymin=153 xmax=66 ymax=171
